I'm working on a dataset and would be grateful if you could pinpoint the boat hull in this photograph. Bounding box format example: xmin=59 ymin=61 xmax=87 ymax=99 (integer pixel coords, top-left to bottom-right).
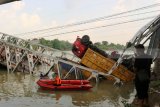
xmin=37 ymin=80 xmax=92 ymax=90
xmin=38 ymin=79 xmax=90 ymax=85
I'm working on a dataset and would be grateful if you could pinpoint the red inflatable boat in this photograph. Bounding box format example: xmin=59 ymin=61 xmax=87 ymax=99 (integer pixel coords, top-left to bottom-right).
xmin=37 ymin=79 xmax=92 ymax=90
xmin=38 ymin=79 xmax=90 ymax=85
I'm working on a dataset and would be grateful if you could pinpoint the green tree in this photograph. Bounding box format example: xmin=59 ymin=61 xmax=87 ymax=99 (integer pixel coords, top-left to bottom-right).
xmin=102 ymin=41 xmax=108 ymax=46
xmin=39 ymin=38 xmax=125 ymax=51
xmin=39 ymin=38 xmax=72 ymax=50
xmin=94 ymin=42 xmax=101 ymax=47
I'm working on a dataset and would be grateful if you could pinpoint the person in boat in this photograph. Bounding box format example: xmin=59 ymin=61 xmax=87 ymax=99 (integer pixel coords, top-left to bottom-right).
xmin=40 ymin=64 xmax=57 ymax=79
xmin=50 ymin=71 xmax=56 ymax=79
xmin=53 ymin=72 xmax=62 ymax=86
xmin=50 ymin=65 xmax=62 ymax=86
xmin=39 ymin=66 xmax=62 ymax=86
xmin=132 ymin=44 xmax=152 ymax=107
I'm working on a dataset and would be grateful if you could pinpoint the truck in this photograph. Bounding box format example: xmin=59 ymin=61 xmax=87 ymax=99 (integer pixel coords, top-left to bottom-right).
xmin=72 ymin=14 xmax=160 ymax=82
xmin=72 ymin=36 xmax=135 ymax=82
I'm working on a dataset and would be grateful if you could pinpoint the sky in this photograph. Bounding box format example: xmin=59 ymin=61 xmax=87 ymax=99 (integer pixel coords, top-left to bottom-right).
xmin=0 ymin=0 xmax=160 ymax=44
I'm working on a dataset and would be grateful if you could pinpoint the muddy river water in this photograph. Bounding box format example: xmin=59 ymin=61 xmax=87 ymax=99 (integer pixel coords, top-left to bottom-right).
xmin=0 ymin=67 xmax=159 ymax=107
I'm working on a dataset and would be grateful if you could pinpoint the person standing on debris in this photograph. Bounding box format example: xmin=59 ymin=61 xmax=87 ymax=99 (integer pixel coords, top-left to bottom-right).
xmin=133 ymin=44 xmax=152 ymax=107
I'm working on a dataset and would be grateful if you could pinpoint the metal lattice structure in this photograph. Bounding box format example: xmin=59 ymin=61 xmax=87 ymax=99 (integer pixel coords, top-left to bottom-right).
xmin=107 ymin=14 xmax=160 ymax=75
xmin=0 ymin=32 xmax=122 ymax=84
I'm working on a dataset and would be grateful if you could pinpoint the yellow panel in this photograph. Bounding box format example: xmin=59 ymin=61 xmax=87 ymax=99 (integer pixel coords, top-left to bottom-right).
xmin=81 ymin=48 xmax=135 ymax=82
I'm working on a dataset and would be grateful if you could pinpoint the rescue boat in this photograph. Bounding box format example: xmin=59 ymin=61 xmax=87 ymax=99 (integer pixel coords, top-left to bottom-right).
xmin=37 ymin=79 xmax=92 ymax=90
xmin=38 ymin=79 xmax=90 ymax=85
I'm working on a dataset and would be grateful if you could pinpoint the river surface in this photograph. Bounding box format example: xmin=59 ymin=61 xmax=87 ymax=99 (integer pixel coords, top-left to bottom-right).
xmin=0 ymin=67 xmax=138 ymax=107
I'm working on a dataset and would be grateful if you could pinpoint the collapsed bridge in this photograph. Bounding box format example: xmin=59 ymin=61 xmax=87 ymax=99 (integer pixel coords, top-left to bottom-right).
xmin=0 ymin=14 xmax=160 ymax=84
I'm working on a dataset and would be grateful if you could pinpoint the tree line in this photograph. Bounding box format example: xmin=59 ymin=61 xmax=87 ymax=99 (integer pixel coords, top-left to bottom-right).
xmin=39 ymin=38 xmax=125 ymax=51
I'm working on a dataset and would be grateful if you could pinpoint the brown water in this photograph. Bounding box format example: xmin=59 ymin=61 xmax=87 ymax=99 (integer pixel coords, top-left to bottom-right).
xmin=0 ymin=67 xmax=136 ymax=107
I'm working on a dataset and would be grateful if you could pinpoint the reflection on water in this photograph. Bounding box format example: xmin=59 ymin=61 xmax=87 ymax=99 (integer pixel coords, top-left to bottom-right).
xmin=0 ymin=68 xmax=135 ymax=107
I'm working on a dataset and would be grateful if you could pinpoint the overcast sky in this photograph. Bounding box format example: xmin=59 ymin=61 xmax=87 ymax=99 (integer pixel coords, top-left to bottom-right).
xmin=0 ymin=0 xmax=160 ymax=44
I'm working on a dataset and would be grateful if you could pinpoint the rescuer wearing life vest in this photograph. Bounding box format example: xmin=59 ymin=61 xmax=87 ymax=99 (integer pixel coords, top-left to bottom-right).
xmin=53 ymin=72 xmax=62 ymax=86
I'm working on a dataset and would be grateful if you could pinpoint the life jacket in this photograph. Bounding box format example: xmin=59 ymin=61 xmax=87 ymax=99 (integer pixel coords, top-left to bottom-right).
xmin=72 ymin=37 xmax=87 ymax=58
xmin=54 ymin=76 xmax=61 ymax=86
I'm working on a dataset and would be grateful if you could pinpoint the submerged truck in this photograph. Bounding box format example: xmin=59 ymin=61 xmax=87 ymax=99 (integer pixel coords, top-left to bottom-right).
xmin=72 ymin=36 xmax=135 ymax=82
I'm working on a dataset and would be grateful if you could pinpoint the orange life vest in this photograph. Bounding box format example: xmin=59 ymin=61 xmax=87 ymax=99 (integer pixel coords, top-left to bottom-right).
xmin=54 ymin=76 xmax=61 ymax=86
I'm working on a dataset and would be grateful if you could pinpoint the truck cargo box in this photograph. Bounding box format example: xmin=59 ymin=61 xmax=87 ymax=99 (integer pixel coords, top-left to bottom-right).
xmin=81 ymin=48 xmax=135 ymax=82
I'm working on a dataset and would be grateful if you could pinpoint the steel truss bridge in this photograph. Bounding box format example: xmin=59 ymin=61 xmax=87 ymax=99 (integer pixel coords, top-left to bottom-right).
xmin=0 ymin=14 xmax=160 ymax=84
